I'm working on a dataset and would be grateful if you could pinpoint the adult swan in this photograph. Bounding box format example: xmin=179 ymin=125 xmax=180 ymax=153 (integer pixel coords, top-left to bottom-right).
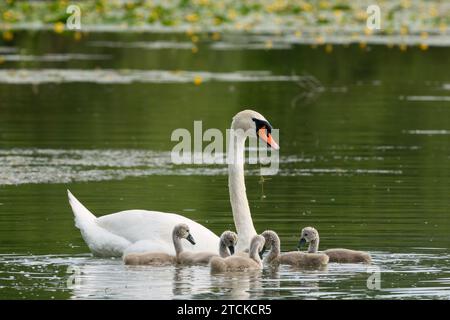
xmin=68 ymin=110 xmax=279 ymax=257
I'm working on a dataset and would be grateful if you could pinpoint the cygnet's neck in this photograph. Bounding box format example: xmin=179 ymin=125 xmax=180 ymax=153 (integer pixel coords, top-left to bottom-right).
xmin=172 ymin=229 xmax=183 ymax=256
xmin=308 ymin=236 xmax=319 ymax=253
xmin=266 ymin=233 xmax=281 ymax=263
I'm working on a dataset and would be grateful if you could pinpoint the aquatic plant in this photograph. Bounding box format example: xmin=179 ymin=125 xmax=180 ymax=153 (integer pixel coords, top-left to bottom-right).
xmin=0 ymin=0 xmax=448 ymax=47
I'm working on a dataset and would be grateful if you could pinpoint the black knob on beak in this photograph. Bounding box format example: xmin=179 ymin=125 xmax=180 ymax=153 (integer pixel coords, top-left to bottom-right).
xmin=228 ymin=246 xmax=235 ymax=255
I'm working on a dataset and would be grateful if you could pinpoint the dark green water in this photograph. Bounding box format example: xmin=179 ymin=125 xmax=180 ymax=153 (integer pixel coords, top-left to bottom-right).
xmin=0 ymin=31 xmax=449 ymax=299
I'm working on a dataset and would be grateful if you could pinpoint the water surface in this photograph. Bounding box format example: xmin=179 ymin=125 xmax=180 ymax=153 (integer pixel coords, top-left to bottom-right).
xmin=0 ymin=31 xmax=449 ymax=299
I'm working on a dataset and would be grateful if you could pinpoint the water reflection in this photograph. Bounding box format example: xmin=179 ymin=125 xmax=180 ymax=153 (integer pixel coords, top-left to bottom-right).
xmin=1 ymin=251 xmax=449 ymax=299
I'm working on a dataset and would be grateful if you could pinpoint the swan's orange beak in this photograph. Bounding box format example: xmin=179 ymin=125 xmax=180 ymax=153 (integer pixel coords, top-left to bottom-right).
xmin=258 ymin=127 xmax=279 ymax=150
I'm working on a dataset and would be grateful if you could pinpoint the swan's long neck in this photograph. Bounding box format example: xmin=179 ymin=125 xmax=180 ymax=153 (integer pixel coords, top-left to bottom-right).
xmin=308 ymin=236 xmax=319 ymax=253
xmin=228 ymin=133 xmax=257 ymax=251
xmin=172 ymin=230 xmax=183 ymax=257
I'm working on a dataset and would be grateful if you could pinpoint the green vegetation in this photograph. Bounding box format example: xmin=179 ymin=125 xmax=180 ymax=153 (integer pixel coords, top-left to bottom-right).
xmin=0 ymin=0 xmax=448 ymax=36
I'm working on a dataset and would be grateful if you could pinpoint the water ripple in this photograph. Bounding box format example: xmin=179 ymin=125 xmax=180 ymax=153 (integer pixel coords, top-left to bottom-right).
xmin=1 ymin=250 xmax=449 ymax=299
xmin=0 ymin=148 xmax=403 ymax=185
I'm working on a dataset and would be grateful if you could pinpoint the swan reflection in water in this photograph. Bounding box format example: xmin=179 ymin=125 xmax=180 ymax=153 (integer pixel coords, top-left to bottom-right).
xmin=67 ymin=257 xmax=327 ymax=299
xmin=209 ymin=270 xmax=263 ymax=299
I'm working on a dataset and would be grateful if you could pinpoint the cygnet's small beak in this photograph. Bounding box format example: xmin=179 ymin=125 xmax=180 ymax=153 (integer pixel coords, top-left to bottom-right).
xmin=297 ymin=238 xmax=306 ymax=250
xmin=228 ymin=246 xmax=235 ymax=255
xmin=186 ymin=233 xmax=196 ymax=245
xmin=259 ymin=246 xmax=267 ymax=259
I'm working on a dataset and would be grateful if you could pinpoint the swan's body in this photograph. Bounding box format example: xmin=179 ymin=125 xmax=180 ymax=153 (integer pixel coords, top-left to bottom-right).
xmin=261 ymin=230 xmax=328 ymax=268
xmin=299 ymin=227 xmax=371 ymax=264
xmin=210 ymin=235 xmax=265 ymax=272
xmin=68 ymin=110 xmax=278 ymax=257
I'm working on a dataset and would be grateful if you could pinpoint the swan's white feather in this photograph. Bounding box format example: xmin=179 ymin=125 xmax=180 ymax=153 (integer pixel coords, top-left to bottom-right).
xmin=68 ymin=190 xmax=219 ymax=257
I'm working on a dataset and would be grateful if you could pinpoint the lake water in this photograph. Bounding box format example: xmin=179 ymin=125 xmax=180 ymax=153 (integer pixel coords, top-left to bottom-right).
xmin=0 ymin=31 xmax=449 ymax=300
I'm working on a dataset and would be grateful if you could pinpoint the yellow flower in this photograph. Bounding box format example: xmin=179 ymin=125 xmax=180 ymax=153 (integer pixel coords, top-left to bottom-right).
xmin=227 ymin=9 xmax=237 ymax=20
xmin=400 ymin=0 xmax=411 ymax=9
xmin=186 ymin=29 xmax=194 ymax=37
xmin=364 ymin=28 xmax=373 ymax=36
xmin=400 ymin=26 xmax=408 ymax=36
xmin=191 ymin=46 xmax=198 ymax=54
xmin=211 ymin=32 xmax=221 ymax=41
xmin=193 ymin=75 xmax=202 ymax=86
xmin=295 ymin=30 xmax=302 ymax=38
xmin=3 ymin=10 xmax=14 ymax=22
xmin=325 ymin=44 xmax=333 ymax=53
xmin=429 ymin=6 xmax=438 ymax=17
xmin=195 ymin=0 xmax=209 ymax=5
xmin=0 ymin=56 xmax=5 ymax=64
xmin=265 ymin=40 xmax=273 ymax=49
xmin=319 ymin=1 xmax=330 ymax=9
xmin=301 ymin=2 xmax=312 ymax=12
xmin=185 ymin=13 xmax=199 ymax=23
xmin=315 ymin=35 xmax=325 ymax=45
xmin=355 ymin=10 xmax=368 ymax=21
xmin=191 ymin=35 xmax=199 ymax=43
xmin=420 ymin=32 xmax=428 ymax=39
xmin=359 ymin=42 xmax=367 ymax=50
xmin=2 ymin=31 xmax=13 ymax=42
xmin=334 ymin=10 xmax=343 ymax=20
xmin=399 ymin=44 xmax=407 ymax=52
xmin=74 ymin=32 xmax=82 ymax=41
xmin=419 ymin=43 xmax=428 ymax=51
xmin=54 ymin=22 xmax=65 ymax=34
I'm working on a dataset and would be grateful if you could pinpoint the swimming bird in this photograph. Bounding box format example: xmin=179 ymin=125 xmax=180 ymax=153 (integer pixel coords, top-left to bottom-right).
xmin=261 ymin=230 xmax=329 ymax=268
xmin=177 ymin=230 xmax=238 ymax=265
xmin=123 ymin=223 xmax=194 ymax=265
xmin=124 ymin=226 xmax=238 ymax=266
xmin=210 ymin=235 xmax=265 ymax=272
xmin=68 ymin=110 xmax=279 ymax=257
xmin=299 ymin=227 xmax=371 ymax=264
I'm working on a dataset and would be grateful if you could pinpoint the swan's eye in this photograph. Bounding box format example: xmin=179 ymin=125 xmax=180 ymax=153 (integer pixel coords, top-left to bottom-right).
xmin=252 ymin=118 xmax=272 ymax=134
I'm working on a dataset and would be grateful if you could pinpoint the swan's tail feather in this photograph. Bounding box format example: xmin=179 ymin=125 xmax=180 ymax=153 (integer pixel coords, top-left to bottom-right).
xmin=67 ymin=190 xmax=97 ymax=230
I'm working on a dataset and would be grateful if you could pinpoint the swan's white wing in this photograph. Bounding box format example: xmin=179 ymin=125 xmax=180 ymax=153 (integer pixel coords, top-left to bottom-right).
xmin=97 ymin=210 xmax=220 ymax=255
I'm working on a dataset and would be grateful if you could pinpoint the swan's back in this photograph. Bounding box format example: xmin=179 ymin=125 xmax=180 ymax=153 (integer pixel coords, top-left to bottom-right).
xmin=324 ymin=249 xmax=371 ymax=264
xmin=210 ymin=256 xmax=261 ymax=272
xmin=279 ymin=252 xmax=329 ymax=268
xmin=97 ymin=210 xmax=220 ymax=255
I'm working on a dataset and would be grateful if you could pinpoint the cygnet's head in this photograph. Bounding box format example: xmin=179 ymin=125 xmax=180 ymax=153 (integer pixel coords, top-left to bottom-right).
xmin=298 ymin=226 xmax=319 ymax=248
xmin=260 ymin=230 xmax=280 ymax=254
xmin=174 ymin=223 xmax=196 ymax=245
xmin=220 ymin=230 xmax=238 ymax=255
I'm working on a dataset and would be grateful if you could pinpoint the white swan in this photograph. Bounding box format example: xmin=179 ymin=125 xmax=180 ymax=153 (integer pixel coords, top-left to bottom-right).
xmin=68 ymin=110 xmax=279 ymax=257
